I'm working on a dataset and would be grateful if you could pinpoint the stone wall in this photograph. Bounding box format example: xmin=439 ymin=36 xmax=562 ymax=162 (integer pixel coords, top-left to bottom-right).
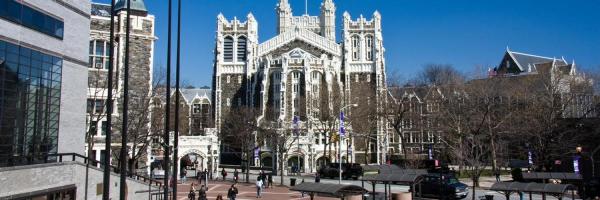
xmin=0 ymin=162 xmax=158 ymax=200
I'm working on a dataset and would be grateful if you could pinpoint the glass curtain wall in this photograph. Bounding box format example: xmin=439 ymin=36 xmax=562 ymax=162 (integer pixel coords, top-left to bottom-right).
xmin=0 ymin=40 xmax=63 ymax=166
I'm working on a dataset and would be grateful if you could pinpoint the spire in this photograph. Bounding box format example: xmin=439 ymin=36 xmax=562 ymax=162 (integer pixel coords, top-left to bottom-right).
xmin=320 ymin=0 xmax=336 ymax=40
xmin=277 ymin=0 xmax=291 ymax=12
xmin=321 ymin=0 xmax=335 ymax=10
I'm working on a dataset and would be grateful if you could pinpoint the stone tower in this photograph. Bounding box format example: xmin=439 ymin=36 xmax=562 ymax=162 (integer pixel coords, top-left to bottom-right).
xmin=320 ymin=0 xmax=336 ymax=40
xmin=87 ymin=0 xmax=156 ymax=169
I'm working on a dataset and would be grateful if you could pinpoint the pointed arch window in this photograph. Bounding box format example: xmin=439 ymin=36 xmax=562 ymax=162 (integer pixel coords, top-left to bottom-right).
xmin=366 ymin=35 xmax=374 ymax=61
xmin=223 ymin=36 xmax=234 ymax=62
xmin=351 ymin=35 xmax=360 ymax=61
xmin=237 ymin=36 xmax=247 ymax=62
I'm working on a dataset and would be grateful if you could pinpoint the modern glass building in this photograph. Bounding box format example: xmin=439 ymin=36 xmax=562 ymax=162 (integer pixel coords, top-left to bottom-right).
xmin=0 ymin=40 xmax=63 ymax=166
xmin=0 ymin=0 xmax=89 ymax=167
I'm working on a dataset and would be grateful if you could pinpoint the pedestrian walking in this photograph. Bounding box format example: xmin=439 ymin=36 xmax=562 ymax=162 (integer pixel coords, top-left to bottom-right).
xmin=227 ymin=184 xmax=238 ymax=200
xmin=494 ymin=170 xmax=501 ymax=182
xmin=221 ymin=168 xmax=228 ymax=181
xmin=267 ymin=173 xmax=273 ymax=188
xmin=198 ymin=185 xmax=207 ymax=200
xmin=204 ymin=168 xmax=210 ymax=182
xmin=259 ymin=171 xmax=266 ymax=188
xmin=233 ymin=169 xmax=239 ymax=183
xmin=199 ymin=170 xmax=205 ymax=185
xmin=315 ymin=172 xmax=320 ymax=183
xmin=255 ymin=177 xmax=263 ymax=198
xmin=182 ymin=168 xmax=188 ymax=183
xmin=188 ymin=188 xmax=196 ymax=200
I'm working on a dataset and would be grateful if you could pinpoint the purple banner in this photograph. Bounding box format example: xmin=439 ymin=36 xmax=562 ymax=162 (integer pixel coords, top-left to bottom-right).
xmin=339 ymin=111 xmax=345 ymax=137
xmin=573 ymin=155 xmax=581 ymax=174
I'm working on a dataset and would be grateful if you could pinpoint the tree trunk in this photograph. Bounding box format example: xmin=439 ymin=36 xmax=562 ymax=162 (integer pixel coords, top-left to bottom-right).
xmin=488 ymin=115 xmax=498 ymax=172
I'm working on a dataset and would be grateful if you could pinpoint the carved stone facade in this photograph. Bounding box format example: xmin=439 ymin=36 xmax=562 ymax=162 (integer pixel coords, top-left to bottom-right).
xmin=213 ymin=0 xmax=388 ymax=171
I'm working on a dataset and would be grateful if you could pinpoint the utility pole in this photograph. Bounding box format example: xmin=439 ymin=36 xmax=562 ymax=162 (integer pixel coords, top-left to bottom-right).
xmin=119 ymin=0 xmax=131 ymax=199
xmin=163 ymin=0 xmax=173 ymax=199
xmin=102 ymin=0 xmax=116 ymax=199
xmin=172 ymin=0 xmax=182 ymax=198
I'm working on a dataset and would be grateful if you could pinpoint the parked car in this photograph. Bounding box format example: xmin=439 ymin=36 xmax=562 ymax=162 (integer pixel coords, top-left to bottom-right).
xmin=318 ymin=163 xmax=363 ymax=180
xmin=414 ymin=173 xmax=469 ymax=199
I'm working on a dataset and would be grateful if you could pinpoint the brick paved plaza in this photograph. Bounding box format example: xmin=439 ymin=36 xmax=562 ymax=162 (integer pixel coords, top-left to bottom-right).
xmin=176 ymin=178 xmax=339 ymax=200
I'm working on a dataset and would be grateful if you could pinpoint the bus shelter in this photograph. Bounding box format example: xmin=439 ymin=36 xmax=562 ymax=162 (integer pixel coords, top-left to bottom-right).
xmin=490 ymin=182 xmax=577 ymax=200
xmin=361 ymin=172 xmax=427 ymax=200
xmin=290 ymin=182 xmax=367 ymax=200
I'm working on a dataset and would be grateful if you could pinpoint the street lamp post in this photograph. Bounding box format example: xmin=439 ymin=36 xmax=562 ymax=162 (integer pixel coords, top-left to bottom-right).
xmin=293 ymin=116 xmax=300 ymax=176
xmin=338 ymin=104 xmax=357 ymax=184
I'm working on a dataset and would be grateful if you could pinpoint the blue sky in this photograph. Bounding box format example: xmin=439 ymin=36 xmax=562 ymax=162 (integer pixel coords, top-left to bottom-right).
xmin=95 ymin=0 xmax=600 ymax=87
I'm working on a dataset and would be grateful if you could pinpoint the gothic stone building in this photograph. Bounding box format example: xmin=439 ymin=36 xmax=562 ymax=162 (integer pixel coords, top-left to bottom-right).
xmin=86 ymin=0 xmax=156 ymax=173
xmin=213 ymin=0 xmax=388 ymax=172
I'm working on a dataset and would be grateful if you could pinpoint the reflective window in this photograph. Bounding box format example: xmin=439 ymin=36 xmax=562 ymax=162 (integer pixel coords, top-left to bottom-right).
xmin=0 ymin=0 xmax=64 ymax=39
xmin=0 ymin=40 xmax=62 ymax=166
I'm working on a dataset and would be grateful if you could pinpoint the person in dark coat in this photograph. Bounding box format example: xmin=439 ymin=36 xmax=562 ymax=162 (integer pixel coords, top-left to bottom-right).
xmin=198 ymin=185 xmax=207 ymax=200
xmin=315 ymin=172 xmax=321 ymax=183
xmin=233 ymin=169 xmax=239 ymax=183
xmin=227 ymin=184 xmax=238 ymax=200
xmin=199 ymin=170 xmax=206 ymax=185
xmin=188 ymin=189 xmax=196 ymax=200
xmin=267 ymin=173 xmax=273 ymax=188
xmin=221 ymin=168 xmax=227 ymax=181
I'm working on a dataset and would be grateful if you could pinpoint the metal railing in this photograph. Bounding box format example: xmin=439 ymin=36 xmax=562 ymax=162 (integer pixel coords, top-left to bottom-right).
xmin=0 ymin=153 xmax=163 ymax=187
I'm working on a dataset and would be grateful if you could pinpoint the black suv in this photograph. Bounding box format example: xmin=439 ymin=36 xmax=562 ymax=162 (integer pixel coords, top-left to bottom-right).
xmin=318 ymin=163 xmax=363 ymax=180
xmin=414 ymin=173 xmax=469 ymax=199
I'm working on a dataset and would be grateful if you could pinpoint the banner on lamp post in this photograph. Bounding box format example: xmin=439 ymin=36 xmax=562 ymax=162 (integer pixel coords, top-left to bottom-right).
xmin=528 ymin=150 xmax=533 ymax=166
xmin=428 ymin=144 xmax=433 ymax=160
xmin=573 ymin=155 xmax=581 ymax=174
xmin=293 ymin=116 xmax=299 ymax=137
xmin=339 ymin=111 xmax=345 ymax=137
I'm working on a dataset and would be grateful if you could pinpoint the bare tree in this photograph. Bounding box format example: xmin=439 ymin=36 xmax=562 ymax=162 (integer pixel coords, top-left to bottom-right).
xmin=415 ymin=64 xmax=464 ymax=86
xmin=311 ymin=75 xmax=342 ymax=164
xmin=112 ymin=66 xmax=165 ymax=175
xmin=514 ymin=65 xmax=593 ymax=170
xmin=221 ymin=106 xmax=259 ymax=182
xmin=257 ymin=118 xmax=298 ymax=185
xmin=438 ymin=84 xmax=491 ymax=200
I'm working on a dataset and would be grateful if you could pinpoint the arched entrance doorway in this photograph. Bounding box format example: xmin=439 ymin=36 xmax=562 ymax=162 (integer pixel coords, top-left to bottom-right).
xmin=260 ymin=152 xmax=273 ymax=168
xmin=287 ymin=155 xmax=304 ymax=173
xmin=181 ymin=153 xmax=203 ymax=177
xmin=316 ymin=156 xmax=331 ymax=170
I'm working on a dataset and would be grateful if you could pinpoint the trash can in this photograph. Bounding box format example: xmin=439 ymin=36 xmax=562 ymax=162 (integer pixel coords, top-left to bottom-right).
xmin=290 ymin=178 xmax=297 ymax=186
